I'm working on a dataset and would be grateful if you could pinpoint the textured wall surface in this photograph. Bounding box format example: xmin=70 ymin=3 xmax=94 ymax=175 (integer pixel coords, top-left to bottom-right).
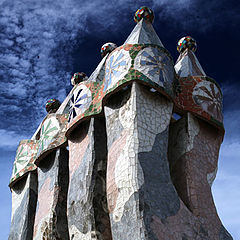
xmin=167 ymin=113 xmax=233 ymax=240
xmin=33 ymin=148 xmax=69 ymax=239
xmin=8 ymin=8 xmax=233 ymax=239
xmin=9 ymin=172 xmax=37 ymax=240
xmin=104 ymin=82 xmax=174 ymax=239
xmin=67 ymin=117 xmax=111 ymax=240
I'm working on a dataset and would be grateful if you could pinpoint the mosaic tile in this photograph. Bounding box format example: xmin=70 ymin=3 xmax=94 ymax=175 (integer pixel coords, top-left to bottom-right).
xmin=55 ymin=87 xmax=75 ymax=114
xmin=35 ymin=113 xmax=68 ymax=164
xmin=9 ymin=6 xmax=233 ymax=240
xmin=193 ymin=80 xmax=223 ymax=122
xmin=67 ymin=117 xmax=111 ymax=240
xmin=167 ymin=113 xmax=234 ymax=239
xmin=104 ymin=48 xmax=132 ymax=92
xmin=45 ymin=98 xmax=61 ymax=113
xmin=175 ymin=49 xmax=206 ymax=77
xmin=105 ymin=82 xmax=173 ymax=238
xmin=124 ymin=19 xmax=163 ymax=46
xmin=33 ymin=149 xmax=69 ymax=239
xmin=10 ymin=140 xmax=38 ymax=187
xmin=134 ymin=46 xmax=174 ymax=89
xmin=66 ymin=3 xmax=175 ymax=135
xmin=87 ymin=54 xmax=108 ymax=82
xmin=9 ymin=172 xmax=37 ymax=240
xmin=101 ymin=42 xmax=117 ymax=58
xmin=177 ymin=36 xmax=197 ymax=53
xmin=71 ymin=72 xmax=88 ymax=86
xmin=69 ymin=84 xmax=92 ymax=122
xmin=174 ymin=36 xmax=223 ymax=131
xmin=67 ymin=44 xmax=175 ymax=136
xmin=134 ymin=6 xmax=154 ymax=24
xmin=207 ymin=167 xmax=218 ymax=187
xmin=174 ymin=76 xmax=224 ymax=130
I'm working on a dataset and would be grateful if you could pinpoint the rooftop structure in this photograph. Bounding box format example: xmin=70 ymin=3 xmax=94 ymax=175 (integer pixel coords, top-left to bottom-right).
xmin=9 ymin=6 xmax=232 ymax=240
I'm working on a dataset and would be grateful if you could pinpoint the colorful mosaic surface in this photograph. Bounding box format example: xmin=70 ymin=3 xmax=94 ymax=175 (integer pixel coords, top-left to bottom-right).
xmin=10 ymin=140 xmax=38 ymax=187
xmin=66 ymin=44 xmax=175 ymax=136
xmin=9 ymin=172 xmax=37 ymax=239
xmin=177 ymin=36 xmax=197 ymax=53
xmin=175 ymin=76 xmax=224 ymax=129
xmin=10 ymin=113 xmax=68 ymax=186
xmin=36 ymin=113 xmax=68 ymax=163
xmin=69 ymin=84 xmax=92 ymax=123
xmin=134 ymin=6 xmax=154 ymax=24
xmin=104 ymin=48 xmax=132 ymax=91
xmin=87 ymin=54 xmax=108 ymax=82
xmin=101 ymin=42 xmax=117 ymax=58
xmin=45 ymin=99 xmax=61 ymax=113
xmin=134 ymin=47 xmax=174 ymax=88
xmin=71 ymin=72 xmax=88 ymax=86
xmin=175 ymin=48 xmax=206 ymax=77
xmin=167 ymin=113 xmax=226 ymax=239
xmin=33 ymin=149 xmax=69 ymax=239
xmin=124 ymin=16 xmax=164 ymax=47
xmin=105 ymin=83 xmax=174 ymax=238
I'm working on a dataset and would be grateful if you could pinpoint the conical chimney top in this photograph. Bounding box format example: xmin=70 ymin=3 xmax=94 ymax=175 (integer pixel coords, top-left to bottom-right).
xmin=175 ymin=36 xmax=206 ymax=77
xmin=124 ymin=7 xmax=164 ymax=47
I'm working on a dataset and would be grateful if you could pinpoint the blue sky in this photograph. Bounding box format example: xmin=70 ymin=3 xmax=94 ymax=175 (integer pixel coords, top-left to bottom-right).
xmin=0 ymin=0 xmax=239 ymax=239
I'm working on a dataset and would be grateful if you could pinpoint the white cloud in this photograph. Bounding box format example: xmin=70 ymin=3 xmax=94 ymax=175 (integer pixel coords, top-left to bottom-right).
xmin=0 ymin=129 xmax=30 ymax=149
xmin=213 ymin=169 xmax=240 ymax=239
xmin=0 ymin=1 xmax=238 ymax=239
xmin=212 ymin=120 xmax=240 ymax=240
xmin=0 ymin=82 xmax=27 ymax=97
xmin=153 ymin=0 xmax=239 ymax=32
xmin=0 ymin=0 xmax=237 ymax=126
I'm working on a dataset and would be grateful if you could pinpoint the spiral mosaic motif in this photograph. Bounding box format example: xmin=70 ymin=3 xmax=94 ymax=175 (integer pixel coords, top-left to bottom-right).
xmin=193 ymin=81 xmax=223 ymax=121
xmin=134 ymin=47 xmax=174 ymax=87
xmin=69 ymin=85 xmax=92 ymax=122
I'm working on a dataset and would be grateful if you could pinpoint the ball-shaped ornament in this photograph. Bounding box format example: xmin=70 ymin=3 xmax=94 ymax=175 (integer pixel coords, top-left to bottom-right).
xmin=45 ymin=99 xmax=61 ymax=113
xmin=134 ymin=6 xmax=154 ymax=24
xmin=100 ymin=42 xmax=117 ymax=58
xmin=71 ymin=72 xmax=88 ymax=86
xmin=177 ymin=36 xmax=197 ymax=53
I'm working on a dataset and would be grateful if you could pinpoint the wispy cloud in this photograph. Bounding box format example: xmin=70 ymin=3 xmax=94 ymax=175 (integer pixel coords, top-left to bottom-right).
xmin=0 ymin=0 xmax=237 ymax=135
xmin=213 ymin=168 xmax=240 ymax=239
xmin=153 ymin=0 xmax=239 ymax=32
xmin=0 ymin=129 xmax=30 ymax=149
xmin=213 ymin=104 xmax=240 ymax=239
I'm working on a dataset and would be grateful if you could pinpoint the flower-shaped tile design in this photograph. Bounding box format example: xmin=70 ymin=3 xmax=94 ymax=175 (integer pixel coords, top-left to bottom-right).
xmin=104 ymin=49 xmax=131 ymax=91
xmin=69 ymin=84 xmax=92 ymax=122
xmin=12 ymin=144 xmax=31 ymax=177
xmin=38 ymin=116 xmax=60 ymax=153
xmin=193 ymin=81 xmax=223 ymax=121
xmin=134 ymin=47 xmax=174 ymax=87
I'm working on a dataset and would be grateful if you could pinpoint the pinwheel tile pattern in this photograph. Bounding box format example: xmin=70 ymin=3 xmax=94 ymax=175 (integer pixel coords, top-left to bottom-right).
xmin=104 ymin=49 xmax=131 ymax=92
xmin=69 ymin=85 xmax=92 ymax=123
xmin=12 ymin=144 xmax=31 ymax=177
xmin=193 ymin=81 xmax=223 ymax=121
xmin=134 ymin=47 xmax=174 ymax=87
xmin=38 ymin=117 xmax=60 ymax=153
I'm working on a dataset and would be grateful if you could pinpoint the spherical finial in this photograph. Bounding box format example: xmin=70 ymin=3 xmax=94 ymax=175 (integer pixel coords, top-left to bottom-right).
xmin=71 ymin=72 xmax=88 ymax=86
xmin=134 ymin=6 xmax=154 ymax=24
xmin=45 ymin=99 xmax=61 ymax=113
xmin=177 ymin=36 xmax=197 ymax=53
xmin=100 ymin=42 xmax=118 ymax=58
